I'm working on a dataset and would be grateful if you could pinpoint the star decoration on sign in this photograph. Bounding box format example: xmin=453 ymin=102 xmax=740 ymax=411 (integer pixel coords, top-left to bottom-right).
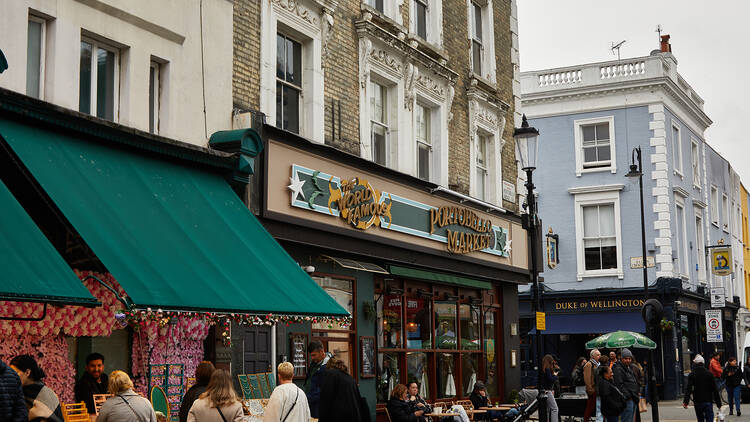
xmin=288 ymin=171 xmax=306 ymax=201
xmin=503 ymin=239 xmax=512 ymax=256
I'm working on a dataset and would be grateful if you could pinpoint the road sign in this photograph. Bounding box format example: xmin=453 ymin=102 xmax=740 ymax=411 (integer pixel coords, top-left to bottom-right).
xmin=711 ymin=287 xmax=726 ymax=308
xmin=536 ymin=312 xmax=546 ymax=331
xmin=630 ymin=256 xmax=655 ymax=269
xmin=705 ymin=309 xmax=723 ymax=343
xmin=711 ymin=247 xmax=733 ymax=276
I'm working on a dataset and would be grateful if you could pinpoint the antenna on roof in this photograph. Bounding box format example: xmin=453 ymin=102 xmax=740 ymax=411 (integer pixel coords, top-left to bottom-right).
xmin=611 ymin=40 xmax=626 ymax=61
xmin=656 ymin=24 xmax=663 ymax=43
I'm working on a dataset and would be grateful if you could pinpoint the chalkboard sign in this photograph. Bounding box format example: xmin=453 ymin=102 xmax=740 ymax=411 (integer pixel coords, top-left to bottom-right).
xmin=290 ymin=333 xmax=308 ymax=379
xmin=360 ymin=336 xmax=375 ymax=378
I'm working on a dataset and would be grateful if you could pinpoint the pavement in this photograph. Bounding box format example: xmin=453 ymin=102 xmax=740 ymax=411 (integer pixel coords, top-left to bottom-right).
xmin=638 ymin=400 xmax=749 ymax=422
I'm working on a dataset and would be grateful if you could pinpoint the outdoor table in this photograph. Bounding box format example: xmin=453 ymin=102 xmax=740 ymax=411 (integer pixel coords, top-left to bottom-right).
xmin=480 ymin=405 xmax=515 ymax=411
xmin=467 ymin=409 xmax=488 ymax=415
xmin=425 ymin=412 xmax=460 ymax=418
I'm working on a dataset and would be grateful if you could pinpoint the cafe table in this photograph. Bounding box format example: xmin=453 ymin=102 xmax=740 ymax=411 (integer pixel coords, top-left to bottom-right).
xmin=425 ymin=412 xmax=461 ymax=419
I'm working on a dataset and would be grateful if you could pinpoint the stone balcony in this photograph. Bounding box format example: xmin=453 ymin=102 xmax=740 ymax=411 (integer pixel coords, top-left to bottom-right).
xmin=520 ymin=53 xmax=705 ymax=111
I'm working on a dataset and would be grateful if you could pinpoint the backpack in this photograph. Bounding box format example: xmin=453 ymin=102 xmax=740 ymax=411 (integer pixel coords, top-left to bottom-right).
xmin=572 ymin=367 xmax=585 ymax=386
xmin=602 ymin=380 xmax=627 ymax=416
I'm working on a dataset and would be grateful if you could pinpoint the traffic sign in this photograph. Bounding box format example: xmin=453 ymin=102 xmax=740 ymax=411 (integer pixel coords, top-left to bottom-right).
xmin=711 ymin=287 xmax=725 ymax=308
xmin=705 ymin=309 xmax=723 ymax=343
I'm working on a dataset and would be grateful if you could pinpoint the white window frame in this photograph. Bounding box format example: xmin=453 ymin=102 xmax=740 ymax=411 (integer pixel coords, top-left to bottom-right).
xmin=573 ymin=116 xmax=617 ymax=176
xmin=466 ymin=0 xmax=496 ymax=83
xmin=370 ymin=79 xmax=390 ymax=167
xmin=671 ymin=122 xmax=683 ymax=177
xmin=691 ymin=138 xmax=701 ymax=188
xmin=148 ymin=61 xmax=160 ymax=134
xmin=722 ymin=193 xmax=729 ymax=232
xmin=711 ymin=185 xmax=719 ymax=226
xmin=695 ymin=207 xmax=706 ymax=283
xmin=275 ymin=32 xmax=304 ymax=134
xmin=415 ymin=102 xmax=433 ymax=181
xmin=474 ymin=133 xmax=489 ymax=201
xmin=410 ymin=0 xmax=443 ymax=46
xmin=674 ymin=195 xmax=689 ymax=278
xmin=26 ymin=15 xmax=46 ymax=99
xmin=259 ymin=3 xmax=324 ymax=143
xmin=573 ymin=188 xmax=624 ymax=280
xmin=79 ymin=36 xmax=120 ymax=122
xmin=364 ymin=0 xmax=400 ymax=21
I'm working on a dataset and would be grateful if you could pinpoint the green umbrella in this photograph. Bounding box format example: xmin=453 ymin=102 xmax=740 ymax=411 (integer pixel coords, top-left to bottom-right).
xmin=585 ymin=330 xmax=656 ymax=350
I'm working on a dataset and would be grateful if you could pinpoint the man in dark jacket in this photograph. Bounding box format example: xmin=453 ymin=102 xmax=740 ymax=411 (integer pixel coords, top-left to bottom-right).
xmin=318 ymin=357 xmax=362 ymax=422
xmin=683 ymin=354 xmax=722 ymax=422
xmin=0 ymin=359 xmax=27 ymax=422
xmin=723 ymin=356 xmax=742 ymax=416
xmin=73 ymin=352 xmax=108 ymax=415
xmin=612 ymin=348 xmax=639 ymax=422
xmin=303 ymin=340 xmax=331 ymax=418
xmin=178 ymin=361 xmax=214 ymax=422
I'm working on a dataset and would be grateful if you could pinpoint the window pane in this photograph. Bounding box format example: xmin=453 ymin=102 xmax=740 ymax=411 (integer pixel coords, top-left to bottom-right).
xmin=435 ymin=302 xmax=457 ymax=349
xmin=79 ymin=41 xmax=92 ymax=114
xmin=96 ymin=48 xmax=115 ymax=121
xmin=473 ymin=4 xmax=483 ymax=40
xmin=372 ymin=124 xmax=387 ymax=166
xmin=149 ymin=65 xmax=156 ymax=134
xmin=27 ymin=20 xmax=42 ymax=98
xmin=416 ymin=105 xmax=428 ymax=143
xmin=599 ymin=204 xmax=615 ymax=237
xmin=282 ymin=85 xmax=300 ymax=133
xmin=275 ymin=81 xmax=283 ymax=128
xmin=462 ymin=354 xmax=479 ymax=395
xmin=472 ymin=42 xmax=482 ymax=73
xmin=437 ymin=353 xmax=456 ymax=399
xmin=418 ymin=143 xmax=430 ymax=181
xmin=407 ymin=352 xmax=429 ymax=398
xmin=484 ymin=311 xmax=498 ymax=397
xmin=476 ymin=137 xmax=486 ymax=166
xmin=287 ymin=37 xmax=301 ymax=86
xmin=416 ymin=1 xmax=427 ymax=39
xmin=406 ymin=298 xmax=431 ymax=349
xmin=600 ymin=245 xmax=617 ymax=269
xmin=312 ymin=276 xmax=352 ymax=330
xmin=370 ymin=82 xmax=386 ymax=123
xmin=371 ymin=0 xmax=384 ymax=12
xmin=459 ymin=305 xmax=480 ymax=350
xmin=584 ymin=241 xmax=602 ymax=271
xmin=595 ymin=123 xmax=609 ymax=140
xmin=597 ymin=145 xmax=611 ymax=162
xmin=583 ymin=146 xmax=597 ymax=164
xmin=381 ymin=295 xmax=402 ymax=348
xmin=377 ymin=352 xmax=399 ymax=403
xmin=476 ymin=168 xmax=485 ymax=201
xmin=276 ymin=33 xmax=285 ymax=80
xmin=582 ymin=206 xmax=599 ymax=237
xmin=582 ymin=125 xmax=595 ymax=142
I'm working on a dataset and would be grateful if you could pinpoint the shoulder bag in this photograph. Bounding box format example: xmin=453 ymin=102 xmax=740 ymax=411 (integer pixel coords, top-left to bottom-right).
xmin=281 ymin=387 xmax=300 ymax=422
xmin=119 ymin=395 xmax=147 ymax=422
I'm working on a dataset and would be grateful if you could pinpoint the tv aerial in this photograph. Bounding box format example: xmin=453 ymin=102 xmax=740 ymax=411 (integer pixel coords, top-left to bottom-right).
xmin=611 ymin=40 xmax=626 ymax=61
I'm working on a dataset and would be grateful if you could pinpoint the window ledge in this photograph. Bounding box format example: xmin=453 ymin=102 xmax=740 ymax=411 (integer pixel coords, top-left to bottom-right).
xmin=360 ymin=4 xmax=408 ymax=35
xmin=578 ymin=166 xmax=613 ymax=176
xmin=469 ymin=73 xmax=497 ymax=94
xmin=674 ymin=170 xmax=684 ymax=179
xmin=406 ymin=34 xmax=448 ymax=64
xmin=576 ymin=270 xmax=624 ymax=281
xmin=712 ymin=221 xmax=720 ymax=228
xmin=693 ymin=183 xmax=702 ymax=191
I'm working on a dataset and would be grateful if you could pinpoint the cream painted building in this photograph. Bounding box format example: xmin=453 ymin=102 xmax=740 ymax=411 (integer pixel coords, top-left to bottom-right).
xmin=0 ymin=0 xmax=233 ymax=146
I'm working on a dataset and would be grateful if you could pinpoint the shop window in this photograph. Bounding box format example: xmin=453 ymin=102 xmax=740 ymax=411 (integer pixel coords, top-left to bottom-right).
xmin=484 ymin=310 xmax=498 ymax=397
xmin=313 ymin=276 xmax=353 ymax=331
xmin=377 ymin=352 xmax=400 ymax=402
xmin=407 ymin=352 xmax=430 ymax=397
xmin=380 ymin=295 xmax=403 ymax=348
xmin=459 ymin=304 xmax=480 ymax=350
xmin=437 ymin=353 xmax=456 ymax=399
xmin=462 ymin=353 xmax=480 ymax=395
xmin=435 ymin=302 xmax=457 ymax=349
xmin=312 ymin=276 xmax=355 ymax=376
xmin=406 ymin=298 xmax=431 ymax=349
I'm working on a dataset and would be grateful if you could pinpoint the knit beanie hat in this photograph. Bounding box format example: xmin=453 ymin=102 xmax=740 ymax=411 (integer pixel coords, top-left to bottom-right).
xmin=620 ymin=348 xmax=634 ymax=359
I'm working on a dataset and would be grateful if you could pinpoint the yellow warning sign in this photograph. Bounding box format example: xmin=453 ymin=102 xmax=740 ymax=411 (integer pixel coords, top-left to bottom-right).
xmin=536 ymin=312 xmax=546 ymax=331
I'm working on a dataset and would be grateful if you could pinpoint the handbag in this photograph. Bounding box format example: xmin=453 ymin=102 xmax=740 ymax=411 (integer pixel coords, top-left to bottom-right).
xmin=638 ymin=398 xmax=648 ymax=413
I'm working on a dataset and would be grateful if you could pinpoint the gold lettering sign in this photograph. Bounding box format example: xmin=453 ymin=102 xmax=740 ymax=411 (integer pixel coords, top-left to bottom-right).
xmin=328 ymin=177 xmax=392 ymax=230
xmin=430 ymin=206 xmax=493 ymax=254
xmin=553 ymin=298 xmax=646 ymax=312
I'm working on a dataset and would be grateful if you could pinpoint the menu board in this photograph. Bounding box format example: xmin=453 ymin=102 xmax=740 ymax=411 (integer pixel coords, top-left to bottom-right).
xmin=360 ymin=336 xmax=375 ymax=378
xmin=290 ymin=333 xmax=308 ymax=379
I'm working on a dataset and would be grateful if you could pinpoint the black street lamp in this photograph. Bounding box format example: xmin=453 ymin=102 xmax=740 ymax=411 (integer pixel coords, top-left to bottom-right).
xmin=514 ymin=115 xmax=546 ymax=422
xmin=625 ymin=146 xmax=661 ymax=422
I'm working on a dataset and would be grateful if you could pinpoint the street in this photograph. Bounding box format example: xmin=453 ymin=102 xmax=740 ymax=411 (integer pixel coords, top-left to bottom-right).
xmin=638 ymin=401 xmax=747 ymax=422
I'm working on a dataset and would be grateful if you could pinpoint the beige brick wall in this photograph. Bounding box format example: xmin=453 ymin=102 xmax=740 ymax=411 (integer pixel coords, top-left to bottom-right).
xmin=232 ymin=1 xmax=260 ymax=112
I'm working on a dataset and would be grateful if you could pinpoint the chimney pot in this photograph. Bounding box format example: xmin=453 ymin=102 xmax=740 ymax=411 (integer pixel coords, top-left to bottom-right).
xmin=660 ymin=34 xmax=672 ymax=53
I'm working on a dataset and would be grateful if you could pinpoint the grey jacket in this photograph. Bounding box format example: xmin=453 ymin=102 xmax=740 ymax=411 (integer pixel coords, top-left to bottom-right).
xmin=97 ymin=390 xmax=157 ymax=422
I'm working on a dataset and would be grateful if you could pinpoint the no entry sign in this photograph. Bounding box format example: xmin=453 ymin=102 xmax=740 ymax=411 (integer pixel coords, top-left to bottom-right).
xmin=705 ymin=309 xmax=723 ymax=343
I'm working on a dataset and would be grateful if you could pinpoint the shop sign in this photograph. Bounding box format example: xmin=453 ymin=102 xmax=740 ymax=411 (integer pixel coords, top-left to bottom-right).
xmin=536 ymin=312 xmax=546 ymax=331
xmin=677 ymin=299 xmax=700 ymax=314
xmin=705 ymin=309 xmax=722 ymax=342
xmin=502 ymin=181 xmax=516 ymax=202
xmin=711 ymin=247 xmax=733 ymax=276
xmin=629 ymin=256 xmax=655 ymax=269
xmin=288 ymin=164 xmax=509 ymax=257
xmin=680 ymin=314 xmax=688 ymax=329
xmin=550 ymin=297 xmax=646 ymax=313
xmin=546 ymin=230 xmax=559 ymax=269
xmin=711 ymin=287 xmax=725 ymax=308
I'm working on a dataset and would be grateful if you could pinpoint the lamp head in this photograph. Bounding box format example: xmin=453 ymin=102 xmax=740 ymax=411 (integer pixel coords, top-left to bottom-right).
xmin=514 ymin=114 xmax=540 ymax=171
xmin=625 ymin=163 xmax=642 ymax=179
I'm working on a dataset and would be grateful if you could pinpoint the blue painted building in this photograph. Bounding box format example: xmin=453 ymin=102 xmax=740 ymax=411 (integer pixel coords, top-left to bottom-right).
xmin=518 ymin=38 xmax=745 ymax=399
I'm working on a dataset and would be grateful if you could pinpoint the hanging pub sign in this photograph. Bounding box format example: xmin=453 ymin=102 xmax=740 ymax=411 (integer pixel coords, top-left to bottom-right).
xmin=711 ymin=246 xmax=732 ymax=276
xmin=287 ymin=164 xmax=510 ymax=257
xmin=546 ymin=228 xmax=559 ymax=269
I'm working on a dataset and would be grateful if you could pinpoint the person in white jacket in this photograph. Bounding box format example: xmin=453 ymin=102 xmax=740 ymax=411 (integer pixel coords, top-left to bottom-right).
xmin=263 ymin=362 xmax=310 ymax=422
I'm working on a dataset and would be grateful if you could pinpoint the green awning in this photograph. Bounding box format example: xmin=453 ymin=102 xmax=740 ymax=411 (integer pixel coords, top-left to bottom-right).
xmin=389 ymin=265 xmax=493 ymax=290
xmin=0 ymin=178 xmax=99 ymax=306
xmin=0 ymin=118 xmax=347 ymax=316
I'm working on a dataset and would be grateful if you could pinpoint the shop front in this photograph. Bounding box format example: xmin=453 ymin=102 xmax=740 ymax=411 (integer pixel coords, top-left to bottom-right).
xmin=254 ymin=125 xmax=529 ymax=420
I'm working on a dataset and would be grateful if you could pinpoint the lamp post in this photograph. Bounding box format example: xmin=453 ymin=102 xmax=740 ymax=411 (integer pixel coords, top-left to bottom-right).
xmin=625 ymin=146 xmax=660 ymax=422
xmin=514 ymin=115 xmax=546 ymax=422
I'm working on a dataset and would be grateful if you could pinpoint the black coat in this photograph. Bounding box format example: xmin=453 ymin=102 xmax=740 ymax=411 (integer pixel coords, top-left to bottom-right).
xmin=723 ymin=364 xmax=743 ymax=388
xmin=74 ymin=371 xmax=109 ymax=414
xmin=744 ymin=365 xmax=750 ymax=386
xmin=684 ymin=365 xmax=721 ymax=408
xmin=387 ymin=398 xmax=417 ymax=422
xmin=178 ymin=383 xmax=207 ymax=422
xmin=597 ymin=377 xmax=626 ymax=417
xmin=612 ymin=362 xmax=639 ymax=401
xmin=0 ymin=360 xmax=27 ymax=422
xmin=408 ymin=395 xmax=432 ymax=422
xmin=318 ymin=368 xmax=362 ymax=422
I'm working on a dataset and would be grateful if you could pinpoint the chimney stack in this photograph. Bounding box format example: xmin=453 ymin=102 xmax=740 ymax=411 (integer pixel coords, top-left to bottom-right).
xmin=660 ymin=35 xmax=672 ymax=53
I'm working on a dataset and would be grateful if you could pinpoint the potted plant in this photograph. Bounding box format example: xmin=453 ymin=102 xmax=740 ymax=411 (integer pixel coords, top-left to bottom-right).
xmin=660 ymin=318 xmax=674 ymax=332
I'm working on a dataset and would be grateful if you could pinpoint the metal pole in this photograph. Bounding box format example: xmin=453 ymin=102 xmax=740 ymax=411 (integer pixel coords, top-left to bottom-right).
xmin=636 ymin=147 xmax=660 ymax=422
xmin=526 ymin=168 xmax=547 ymax=422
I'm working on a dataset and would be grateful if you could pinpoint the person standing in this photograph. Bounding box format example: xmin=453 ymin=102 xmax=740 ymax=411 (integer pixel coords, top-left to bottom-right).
xmin=542 ymin=355 xmax=560 ymax=422
xmin=683 ymin=355 xmax=722 ymax=422
xmin=612 ymin=349 xmax=639 ymax=422
xmin=179 ymin=361 xmax=215 ymax=422
xmin=97 ymin=371 xmax=157 ymax=422
xmin=74 ymin=352 xmax=108 ymax=416
xmin=596 ymin=355 xmax=610 ymax=422
xmin=723 ymin=357 xmax=742 ymax=416
xmin=187 ymin=370 xmax=244 ymax=422
xmin=263 ymin=362 xmax=310 ymax=422
xmin=0 ymin=358 xmax=27 ymax=422
xmin=407 ymin=382 xmax=432 ymax=422
xmin=571 ymin=357 xmax=587 ymax=395
xmin=9 ymin=355 xmax=63 ymax=422
xmin=597 ymin=366 xmax=626 ymax=422
xmin=583 ymin=349 xmax=601 ymax=422
xmin=608 ymin=352 xmax=617 ymax=369
xmin=743 ymin=357 xmax=750 ymax=391
xmin=318 ymin=358 xmax=362 ymax=421
xmin=303 ymin=340 xmax=331 ymax=419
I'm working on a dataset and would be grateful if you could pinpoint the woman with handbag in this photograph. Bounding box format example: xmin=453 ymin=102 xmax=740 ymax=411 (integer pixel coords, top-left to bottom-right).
xmin=597 ymin=366 xmax=626 ymax=422
xmin=187 ymin=370 xmax=243 ymax=422
xmin=97 ymin=371 xmax=157 ymax=422
xmin=263 ymin=362 xmax=310 ymax=422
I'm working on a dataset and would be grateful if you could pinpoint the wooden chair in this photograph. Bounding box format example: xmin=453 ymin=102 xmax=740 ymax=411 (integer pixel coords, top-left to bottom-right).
xmin=384 ymin=407 xmax=393 ymax=422
xmin=455 ymin=400 xmax=475 ymax=421
xmin=93 ymin=393 xmax=112 ymax=415
xmin=61 ymin=402 xmax=89 ymax=422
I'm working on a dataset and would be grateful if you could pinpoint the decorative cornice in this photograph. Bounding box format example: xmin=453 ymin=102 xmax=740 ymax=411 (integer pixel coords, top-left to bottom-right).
xmin=370 ymin=47 xmax=403 ymax=75
xmin=415 ymin=72 xmax=445 ymax=99
xmin=673 ymin=186 xmax=690 ymax=198
xmin=272 ymin=0 xmax=319 ymax=26
xmin=567 ymin=184 xmax=625 ymax=195
xmin=693 ymin=198 xmax=708 ymax=209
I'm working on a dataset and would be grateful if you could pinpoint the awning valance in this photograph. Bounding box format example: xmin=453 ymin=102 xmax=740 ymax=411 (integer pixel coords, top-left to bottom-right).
xmin=389 ymin=265 xmax=492 ymax=290
xmin=0 ymin=117 xmax=347 ymax=316
xmin=0 ymin=177 xmax=99 ymax=306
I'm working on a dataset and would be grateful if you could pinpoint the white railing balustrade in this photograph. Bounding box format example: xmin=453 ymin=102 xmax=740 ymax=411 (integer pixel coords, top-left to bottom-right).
xmin=537 ymin=70 xmax=582 ymax=87
xmin=599 ymin=61 xmax=646 ymax=79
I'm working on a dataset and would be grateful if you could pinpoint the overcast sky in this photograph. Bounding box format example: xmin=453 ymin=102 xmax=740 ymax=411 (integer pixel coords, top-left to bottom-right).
xmin=517 ymin=0 xmax=750 ymax=184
